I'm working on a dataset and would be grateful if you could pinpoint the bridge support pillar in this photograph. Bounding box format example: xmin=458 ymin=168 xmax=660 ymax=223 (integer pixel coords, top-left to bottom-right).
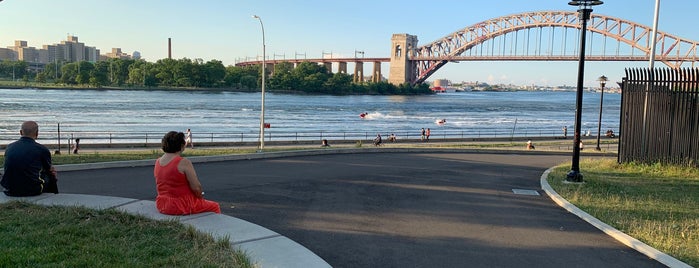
xmin=323 ymin=62 xmax=333 ymax=73
xmin=389 ymin=33 xmax=418 ymax=86
xmin=372 ymin=61 xmax=382 ymax=82
xmin=353 ymin=62 xmax=364 ymax=83
xmin=338 ymin=62 xmax=347 ymax=74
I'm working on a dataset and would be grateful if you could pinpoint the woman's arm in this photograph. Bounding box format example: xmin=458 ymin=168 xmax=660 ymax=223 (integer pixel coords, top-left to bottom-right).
xmin=178 ymin=158 xmax=204 ymax=198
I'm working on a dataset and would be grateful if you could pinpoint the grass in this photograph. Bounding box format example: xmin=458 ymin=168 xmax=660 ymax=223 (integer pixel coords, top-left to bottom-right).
xmin=547 ymin=158 xmax=699 ymax=267
xmin=0 ymin=201 xmax=253 ymax=268
xmin=0 ymin=147 xmax=311 ymax=166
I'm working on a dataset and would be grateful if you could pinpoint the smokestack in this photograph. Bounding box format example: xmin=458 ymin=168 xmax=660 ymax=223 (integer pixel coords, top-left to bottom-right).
xmin=168 ymin=38 xmax=172 ymax=59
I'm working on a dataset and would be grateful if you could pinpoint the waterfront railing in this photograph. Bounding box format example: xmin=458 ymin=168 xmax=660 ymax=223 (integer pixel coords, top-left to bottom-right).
xmin=0 ymin=127 xmax=618 ymax=148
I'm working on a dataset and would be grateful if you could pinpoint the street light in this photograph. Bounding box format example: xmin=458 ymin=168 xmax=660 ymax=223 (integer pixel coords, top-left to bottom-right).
xmin=252 ymin=15 xmax=266 ymax=151
xmin=566 ymin=0 xmax=603 ymax=183
xmin=595 ymin=75 xmax=608 ymax=151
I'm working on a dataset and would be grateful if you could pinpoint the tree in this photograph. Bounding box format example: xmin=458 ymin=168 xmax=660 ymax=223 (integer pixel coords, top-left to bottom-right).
xmin=35 ymin=72 xmax=47 ymax=83
xmin=60 ymin=63 xmax=78 ymax=84
xmin=203 ymin=60 xmax=226 ymax=87
xmin=325 ymin=73 xmax=353 ymax=94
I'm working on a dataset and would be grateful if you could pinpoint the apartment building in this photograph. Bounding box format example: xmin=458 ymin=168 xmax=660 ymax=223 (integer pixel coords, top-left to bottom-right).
xmin=6 ymin=35 xmax=102 ymax=64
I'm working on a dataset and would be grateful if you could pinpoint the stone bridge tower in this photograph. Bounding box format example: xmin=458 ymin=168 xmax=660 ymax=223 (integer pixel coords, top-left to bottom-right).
xmin=388 ymin=33 xmax=418 ymax=86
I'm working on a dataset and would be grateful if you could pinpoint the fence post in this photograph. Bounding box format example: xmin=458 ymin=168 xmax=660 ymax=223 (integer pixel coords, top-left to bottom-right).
xmin=211 ymin=133 xmax=213 ymax=142
xmin=109 ymin=133 xmax=112 ymax=145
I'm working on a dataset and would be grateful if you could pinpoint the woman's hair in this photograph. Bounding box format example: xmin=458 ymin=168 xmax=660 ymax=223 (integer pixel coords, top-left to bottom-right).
xmin=161 ymin=131 xmax=185 ymax=153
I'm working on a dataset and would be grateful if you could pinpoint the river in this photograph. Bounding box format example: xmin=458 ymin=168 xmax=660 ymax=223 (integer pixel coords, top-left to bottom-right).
xmin=0 ymin=88 xmax=620 ymax=144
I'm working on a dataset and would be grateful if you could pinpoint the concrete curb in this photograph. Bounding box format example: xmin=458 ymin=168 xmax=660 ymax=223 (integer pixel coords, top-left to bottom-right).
xmin=540 ymin=167 xmax=692 ymax=268
xmin=0 ymin=193 xmax=331 ymax=268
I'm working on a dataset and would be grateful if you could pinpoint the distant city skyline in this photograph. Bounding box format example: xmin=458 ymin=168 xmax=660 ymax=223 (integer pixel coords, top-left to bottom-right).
xmin=1 ymin=0 xmax=697 ymax=87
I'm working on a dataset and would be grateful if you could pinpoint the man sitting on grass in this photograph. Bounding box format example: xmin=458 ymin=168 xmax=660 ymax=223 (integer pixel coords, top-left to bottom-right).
xmin=1 ymin=121 xmax=58 ymax=196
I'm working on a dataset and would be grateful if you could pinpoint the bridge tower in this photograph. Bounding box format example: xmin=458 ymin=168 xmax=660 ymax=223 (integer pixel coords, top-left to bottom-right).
xmin=388 ymin=33 xmax=418 ymax=86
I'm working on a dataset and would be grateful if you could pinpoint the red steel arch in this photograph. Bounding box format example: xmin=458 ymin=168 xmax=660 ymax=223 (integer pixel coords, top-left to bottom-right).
xmin=414 ymin=10 xmax=699 ymax=84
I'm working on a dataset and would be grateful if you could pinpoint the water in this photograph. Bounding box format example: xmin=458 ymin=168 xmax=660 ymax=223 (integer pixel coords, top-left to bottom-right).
xmin=0 ymin=88 xmax=620 ymax=144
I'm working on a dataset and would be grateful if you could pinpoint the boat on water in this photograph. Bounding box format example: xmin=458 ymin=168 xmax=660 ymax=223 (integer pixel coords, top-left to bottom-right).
xmin=431 ymin=86 xmax=447 ymax=93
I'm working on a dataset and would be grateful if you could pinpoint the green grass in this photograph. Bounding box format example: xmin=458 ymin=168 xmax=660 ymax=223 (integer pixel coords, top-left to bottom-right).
xmin=0 ymin=201 xmax=253 ymax=268
xmin=1 ymin=147 xmax=312 ymax=166
xmin=547 ymin=158 xmax=699 ymax=267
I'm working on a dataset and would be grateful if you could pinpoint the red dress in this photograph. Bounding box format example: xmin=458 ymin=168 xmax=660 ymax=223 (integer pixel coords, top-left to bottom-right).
xmin=154 ymin=156 xmax=220 ymax=215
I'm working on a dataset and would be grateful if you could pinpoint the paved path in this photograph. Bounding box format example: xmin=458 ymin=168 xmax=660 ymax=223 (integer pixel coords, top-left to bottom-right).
xmin=53 ymin=149 xmax=667 ymax=268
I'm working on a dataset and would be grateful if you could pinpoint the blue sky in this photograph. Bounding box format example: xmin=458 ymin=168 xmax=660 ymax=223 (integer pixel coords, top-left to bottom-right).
xmin=1 ymin=0 xmax=696 ymax=87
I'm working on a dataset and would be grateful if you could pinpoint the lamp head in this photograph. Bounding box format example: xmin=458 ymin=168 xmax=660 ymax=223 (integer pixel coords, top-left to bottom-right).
xmin=252 ymin=15 xmax=260 ymax=19
xmin=597 ymin=75 xmax=608 ymax=87
xmin=568 ymin=0 xmax=603 ymax=8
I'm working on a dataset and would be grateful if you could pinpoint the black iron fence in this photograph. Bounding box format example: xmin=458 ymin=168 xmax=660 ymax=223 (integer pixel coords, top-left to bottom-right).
xmin=619 ymin=68 xmax=699 ymax=165
xmin=1 ymin=127 xmax=585 ymax=149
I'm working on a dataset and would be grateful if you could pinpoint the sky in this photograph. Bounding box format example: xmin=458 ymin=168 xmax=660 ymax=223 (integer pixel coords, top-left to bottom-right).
xmin=1 ymin=0 xmax=697 ymax=87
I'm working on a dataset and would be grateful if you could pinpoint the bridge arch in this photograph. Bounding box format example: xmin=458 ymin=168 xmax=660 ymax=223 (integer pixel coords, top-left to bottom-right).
xmin=412 ymin=10 xmax=699 ymax=84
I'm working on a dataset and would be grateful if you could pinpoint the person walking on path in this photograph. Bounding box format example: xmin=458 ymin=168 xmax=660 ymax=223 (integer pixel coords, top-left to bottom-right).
xmin=426 ymin=128 xmax=431 ymax=142
xmin=72 ymin=138 xmax=80 ymax=154
xmin=421 ymin=128 xmax=426 ymax=141
xmin=562 ymin=126 xmax=568 ymax=139
xmin=154 ymin=131 xmax=220 ymax=215
xmin=185 ymin=128 xmax=193 ymax=148
xmin=373 ymin=133 xmax=383 ymax=146
xmin=1 ymin=121 xmax=58 ymax=196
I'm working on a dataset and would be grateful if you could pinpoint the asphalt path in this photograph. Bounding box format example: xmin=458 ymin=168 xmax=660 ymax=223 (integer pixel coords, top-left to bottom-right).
xmin=57 ymin=151 xmax=663 ymax=268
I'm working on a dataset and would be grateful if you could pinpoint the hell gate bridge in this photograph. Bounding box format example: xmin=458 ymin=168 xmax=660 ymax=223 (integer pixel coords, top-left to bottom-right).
xmin=235 ymin=10 xmax=699 ymax=86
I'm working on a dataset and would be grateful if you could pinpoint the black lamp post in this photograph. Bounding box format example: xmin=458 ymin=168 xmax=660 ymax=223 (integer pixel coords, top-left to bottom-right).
xmin=595 ymin=75 xmax=608 ymax=151
xmin=566 ymin=0 xmax=603 ymax=183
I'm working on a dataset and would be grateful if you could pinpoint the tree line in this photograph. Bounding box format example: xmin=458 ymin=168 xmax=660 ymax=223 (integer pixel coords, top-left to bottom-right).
xmin=0 ymin=59 xmax=430 ymax=95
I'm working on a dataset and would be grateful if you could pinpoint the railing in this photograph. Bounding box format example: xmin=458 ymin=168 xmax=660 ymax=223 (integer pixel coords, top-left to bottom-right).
xmin=0 ymin=127 xmax=618 ymax=148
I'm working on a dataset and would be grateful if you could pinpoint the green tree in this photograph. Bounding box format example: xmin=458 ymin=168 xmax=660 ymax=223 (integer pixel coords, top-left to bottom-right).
xmin=269 ymin=62 xmax=296 ymax=90
xmin=75 ymin=61 xmax=95 ymax=85
xmin=203 ymin=60 xmax=226 ymax=87
xmin=325 ymin=73 xmax=353 ymax=94
xmin=60 ymin=63 xmax=78 ymax=84
xmin=35 ymin=72 xmax=47 ymax=83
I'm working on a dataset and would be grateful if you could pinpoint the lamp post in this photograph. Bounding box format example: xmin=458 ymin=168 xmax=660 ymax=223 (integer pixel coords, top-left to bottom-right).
xmin=252 ymin=15 xmax=266 ymax=151
xmin=595 ymin=75 xmax=608 ymax=151
xmin=566 ymin=0 xmax=603 ymax=183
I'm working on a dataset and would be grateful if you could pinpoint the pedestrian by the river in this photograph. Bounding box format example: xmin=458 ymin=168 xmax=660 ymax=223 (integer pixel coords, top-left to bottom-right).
xmin=562 ymin=126 xmax=568 ymax=139
xmin=421 ymin=128 xmax=426 ymax=141
xmin=527 ymin=140 xmax=535 ymax=150
xmin=373 ymin=133 xmax=382 ymax=146
xmin=1 ymin=121 xmax=58 ymax=196
xmin=72 ymin=138 xmax=80 ymax=154
xmin=185 ymin=128 xmax=193 ymax=148
xmin=426 ymin=128 xmax=431 ymax=142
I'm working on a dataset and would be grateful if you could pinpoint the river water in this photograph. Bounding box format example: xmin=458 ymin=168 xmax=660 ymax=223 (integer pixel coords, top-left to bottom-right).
xmin=0 ymin=88 xmax=620 ymax=144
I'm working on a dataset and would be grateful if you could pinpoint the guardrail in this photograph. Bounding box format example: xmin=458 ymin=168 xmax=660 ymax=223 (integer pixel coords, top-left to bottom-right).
xmin=1 ymin=127 xmax=618 ymax=148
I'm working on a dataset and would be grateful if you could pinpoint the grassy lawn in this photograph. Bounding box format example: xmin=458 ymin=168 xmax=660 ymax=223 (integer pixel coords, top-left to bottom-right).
xmin=547 ymin=158 xmax=699 ymax=267
xmin=0 ymin=201 xmax=253 ymax=267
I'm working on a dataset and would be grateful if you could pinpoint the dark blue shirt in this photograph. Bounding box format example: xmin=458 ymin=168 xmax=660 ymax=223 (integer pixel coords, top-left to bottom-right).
xmin=1 ymin=136 xmax=53 ymax=196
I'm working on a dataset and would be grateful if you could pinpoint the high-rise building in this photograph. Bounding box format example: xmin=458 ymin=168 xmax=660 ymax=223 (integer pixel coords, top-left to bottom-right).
xmin=3 ymin=35 xmax=133 ymax=64
xmin=105 ymin=48 xmax=131 ymax=59
xmin=0 ymin=47 xmax=16 ymax=60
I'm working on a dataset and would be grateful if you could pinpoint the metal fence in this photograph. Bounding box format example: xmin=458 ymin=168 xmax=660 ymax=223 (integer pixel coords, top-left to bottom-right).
xmin=619 ymin=68 xmax=699 ymax=165
xmin=0 ymin=127 xmax=582 ymax=149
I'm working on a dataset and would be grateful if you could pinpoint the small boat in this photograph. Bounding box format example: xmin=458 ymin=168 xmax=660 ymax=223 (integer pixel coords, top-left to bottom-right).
xmin=436 ymin=119 xmax=446 ymax=125
xmin=431 ymin=86 xmax=446 ymax=93
xmin=360 ymin=112 xmax=367 ymax=118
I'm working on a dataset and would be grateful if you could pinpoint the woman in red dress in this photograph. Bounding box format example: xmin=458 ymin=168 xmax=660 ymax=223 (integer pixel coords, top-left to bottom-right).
xmin=154 ymin=131 xmax=220 ymax=215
